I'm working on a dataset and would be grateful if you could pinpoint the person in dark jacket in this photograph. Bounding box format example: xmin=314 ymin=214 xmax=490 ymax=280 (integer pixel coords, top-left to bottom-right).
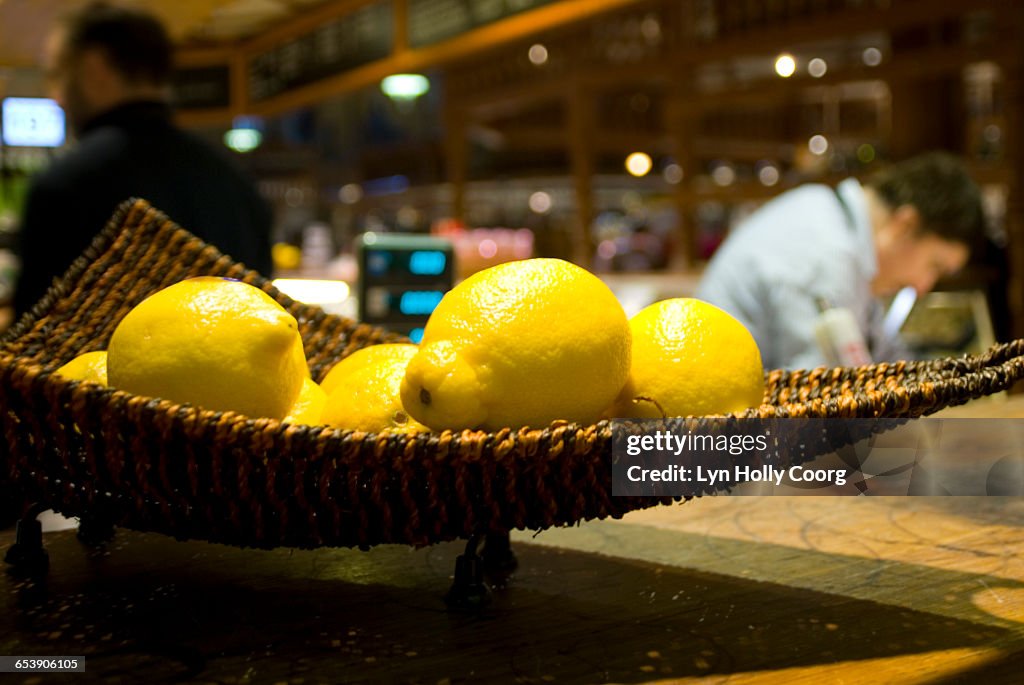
xmin=3 ymin=2 xmax=273 ymax=528
xmin=13 ymin=1 xmax=272 ymax=317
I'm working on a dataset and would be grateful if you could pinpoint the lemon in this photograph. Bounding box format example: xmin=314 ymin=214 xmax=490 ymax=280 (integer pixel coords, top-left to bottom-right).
xmin=283 ymin=377 xmax=327 ymax=425
xmin=320 ymin=344 xmax=419 ymax=396
xmin=609 ymin=298 xmax=764 ymax=418
xmin=400 ymin=258 xmax=631 ymax=431
xmin=55 ymin=350 xmax=108 ymax=385
xmin=107 ymin=277 xmax=308 ymax=420
xmin=321 ymin=344 xmax=428 ymax=432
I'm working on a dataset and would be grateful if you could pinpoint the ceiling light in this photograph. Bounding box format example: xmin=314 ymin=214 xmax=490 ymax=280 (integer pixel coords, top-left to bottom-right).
xmin=862 ymin=47 xmax=882 ymax=67
xmin=224 ymin=128 xmax=261 ymax=153
xmin=625 ymin=152 xmax=653 ymax=177
xmin=758 ymin=164 xmax=780 ymax=186
xmin=529 ymin=191 xmax=552 ymax=213
xmin=711 ymin=164 xmax=735 ymax=186
xmin=662 ymin=163 xmax=683 ymax=184
xmin=381 ymin=74 xmax=430 ymax=101
xmin=774 ymin=54 xmax=796 ymax=78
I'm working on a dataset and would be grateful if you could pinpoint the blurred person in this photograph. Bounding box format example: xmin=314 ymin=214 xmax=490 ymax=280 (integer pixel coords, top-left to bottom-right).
xmin=619 ymin=224 xmax=670 ymax=271
xmin=4 ymin=1 xmax=273 ymax=529
xmin=13 ymin=1 xmax=272 ymax=317
xmin=696 ymin=152 xmax=986 ymax=370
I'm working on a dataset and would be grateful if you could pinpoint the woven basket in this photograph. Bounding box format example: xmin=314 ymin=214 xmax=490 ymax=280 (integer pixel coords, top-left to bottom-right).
xmin=1 ymin=199 xmax=1022 ymax=550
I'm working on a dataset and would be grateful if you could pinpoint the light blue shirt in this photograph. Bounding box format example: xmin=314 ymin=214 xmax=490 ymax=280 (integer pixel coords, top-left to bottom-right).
xmin=696 ymin=178 xmax=908 ymax=370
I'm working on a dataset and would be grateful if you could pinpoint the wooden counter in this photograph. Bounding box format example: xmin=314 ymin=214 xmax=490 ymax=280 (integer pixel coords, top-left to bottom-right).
xmin=2 ymin=502 xmax=1021 ymax=685
xmin=2 ymin=397 xmax=1023 ymax=683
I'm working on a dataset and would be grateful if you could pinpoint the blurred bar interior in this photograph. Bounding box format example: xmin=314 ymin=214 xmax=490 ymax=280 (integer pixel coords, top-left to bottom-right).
xmin=0 ymin=0 xmax=1018 ymax=356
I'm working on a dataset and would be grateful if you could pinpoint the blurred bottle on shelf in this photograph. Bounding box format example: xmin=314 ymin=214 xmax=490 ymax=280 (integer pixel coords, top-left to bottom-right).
xmin=301 ymin=221 xmax=334 ymax=269
xmin=432 ymin=219 xmax=533 ymax=279
xmin=814 ymin=298 xmax=872 ymax=368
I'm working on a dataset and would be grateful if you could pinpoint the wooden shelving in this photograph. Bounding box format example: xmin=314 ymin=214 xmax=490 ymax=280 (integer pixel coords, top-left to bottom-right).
xmin=166 ymin=0 xmax=1024 ymax=336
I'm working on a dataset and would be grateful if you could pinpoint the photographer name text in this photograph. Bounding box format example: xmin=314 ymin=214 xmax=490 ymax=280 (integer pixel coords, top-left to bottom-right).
xmin=625 ymin=463 xmax=847 ymax=487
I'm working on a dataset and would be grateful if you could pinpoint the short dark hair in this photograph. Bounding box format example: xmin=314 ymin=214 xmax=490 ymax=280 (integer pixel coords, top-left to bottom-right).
xmin=61 ymin=2 xmax=173 ymax=86
xmin=866 ymin=152 xmax=986 ymax=247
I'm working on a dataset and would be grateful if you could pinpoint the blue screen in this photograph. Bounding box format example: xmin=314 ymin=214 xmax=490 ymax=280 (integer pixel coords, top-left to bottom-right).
xmin=399 ymin=290 xmax=444 ymax=316
xmin=408 ymin=250 xmax=447 ymax=276
xmin=2 ymin=97 xmax=65 ymax=147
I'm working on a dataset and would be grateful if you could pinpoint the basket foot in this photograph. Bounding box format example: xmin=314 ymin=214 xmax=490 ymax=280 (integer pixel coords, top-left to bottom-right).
xmin=445 ymin=536 xmax=491 ymax=610
xmin=4 ymin=516 xmax=49 ymax=578
xmin=481 ymin=533 xmax=517 ymax=589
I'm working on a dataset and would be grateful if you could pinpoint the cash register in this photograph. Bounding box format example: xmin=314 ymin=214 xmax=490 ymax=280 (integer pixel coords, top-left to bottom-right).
xmin=356 ymin=233 xmax=455 ymax=342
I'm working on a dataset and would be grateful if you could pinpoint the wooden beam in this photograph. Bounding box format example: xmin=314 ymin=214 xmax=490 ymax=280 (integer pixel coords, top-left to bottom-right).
xmin=490 ymin=126 xmax=565 ymax=151
xmin=964 ymin=163 xmax=1013 ymax=186
xmin=1002 ymin=72 xmax=1024 ymax=341
xmin=567 ymin=82 xmax=596 ymax=267
xmin=241 ymin=0 xmax=377 ymax=55
xmin=997 ymin=9 xmax=1024 ymax=341
xmin=175 ymin=108 xmax=234 ymax=128
xmin=229 ymin=49 xmax=247 ymax=118
xmin=578 ymin=61 xmax=672 ymax=90
xmin=450 ymin=66 xmax=671 ymax=121
xmin=249 ymin=56 xmax=410 ymax=118
xmin=677 ymin=175 xmax=850 ymax=203
xmin=480 ymin=126 xmax=819 ymax=164
xmin=495 ymin=126 xmax=671 ymax=155
xmin=174 ymin=45 xmax=238 ymax=67
xmin=452 ymin=56 xmax=672 ymax=112
xmin=666 ymin=90 xmax=697 ymax=267
xmin=443 ymin=104 xmax=468 ymax=224
xmin=460 ymin=80 xmax=567 ymax=122
xmin=248 ymin=0 xmax=647 ymax=117
xmin=393 ymin=0 xmax=409 ymax=55
xmin=689 ymin=138 xmax=796 ymax=161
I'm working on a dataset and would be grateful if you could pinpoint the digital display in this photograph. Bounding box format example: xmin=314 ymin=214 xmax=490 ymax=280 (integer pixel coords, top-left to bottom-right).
xmin=366 ymin=249 xmax=449 ymax=278
xmin=357 ymin=233 xmax=455 ymax=338
xmin=365 ymin=287 xmax=445 ymax=317
xmin=408 ymin=250 xmax=447 ymax=276
xmin=2 ymin=98 xmax=66 ymax=147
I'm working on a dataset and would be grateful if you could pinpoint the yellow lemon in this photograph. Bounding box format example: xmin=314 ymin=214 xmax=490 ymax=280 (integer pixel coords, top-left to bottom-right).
xmin=319 ymin=344 xmax=419 ymax=396
xmin=609 ymin=298 xmax=764 ymax=418
xmin=55 ymin=350 xmax=108 ymax=385
xmin=400 ymin=258 xmax=630 ymax=431
xmin=283 ymin=377 xmax=327 ymax=425
xmin=107 ymin=277 xmax=308 ymax=420
xmin=321 ymin=345 xmax=428 ymax=433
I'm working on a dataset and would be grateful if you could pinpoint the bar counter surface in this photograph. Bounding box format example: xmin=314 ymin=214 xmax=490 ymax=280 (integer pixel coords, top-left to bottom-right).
xmin=2 ymin=398 xmax=1023 ymax=684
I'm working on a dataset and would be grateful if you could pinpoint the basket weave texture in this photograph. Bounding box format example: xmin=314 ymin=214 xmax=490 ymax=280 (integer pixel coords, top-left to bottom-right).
xmin=1 ymin=199 xmax=1023 ymax=550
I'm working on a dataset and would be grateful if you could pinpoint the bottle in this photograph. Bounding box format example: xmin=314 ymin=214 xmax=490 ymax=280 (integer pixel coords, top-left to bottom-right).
xmin=814 ymin=298 xmax=872 ymax=367
xmin=301 ymin=222 xmax=333 ymax=269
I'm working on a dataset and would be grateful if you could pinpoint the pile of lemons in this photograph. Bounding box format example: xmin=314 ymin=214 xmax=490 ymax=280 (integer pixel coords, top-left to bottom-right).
xmin=57 ymin=261 xmax=765 ymax=431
